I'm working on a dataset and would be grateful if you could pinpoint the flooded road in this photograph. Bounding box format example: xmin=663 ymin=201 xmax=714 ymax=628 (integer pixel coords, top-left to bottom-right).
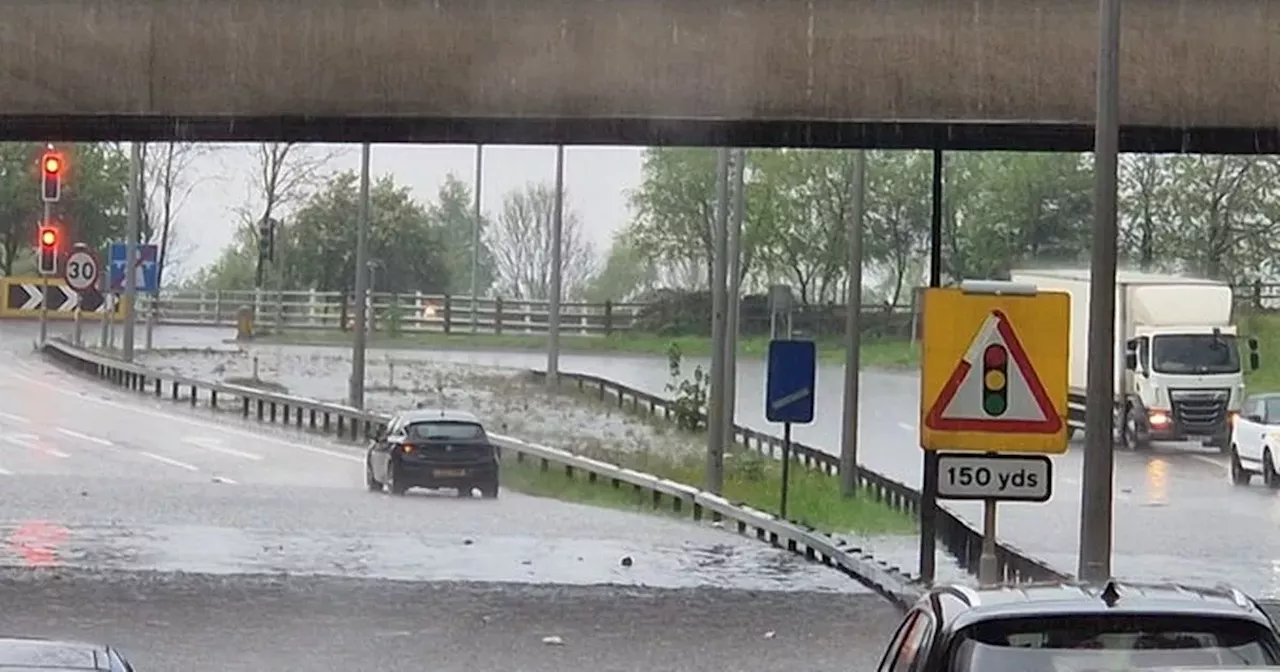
xmin=0 ymin=325 xmax=885 ymax=593
xmin=80 ymin=324 xmax=1280 ymax=595
xmin=0 ymin=570 xmax=901 ymax=672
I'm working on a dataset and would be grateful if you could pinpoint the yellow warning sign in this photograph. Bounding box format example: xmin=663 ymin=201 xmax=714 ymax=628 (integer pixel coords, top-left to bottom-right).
xmin=919 ymin=287 xmax=1070 ymax=454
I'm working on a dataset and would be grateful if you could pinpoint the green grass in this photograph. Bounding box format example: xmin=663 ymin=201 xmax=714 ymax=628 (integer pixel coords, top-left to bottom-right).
xmin=253 ymin=329 xmax=920 ymax=368
xmin=1242 ymin=313 xmax=1280 ymax=392
xmin=498 ymin=445 xmax=915 ymax=536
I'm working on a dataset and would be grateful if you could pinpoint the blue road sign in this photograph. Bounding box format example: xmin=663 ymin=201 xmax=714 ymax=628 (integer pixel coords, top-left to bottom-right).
xmin=765 ymin=339 xmax=817 ymax=424
xmin=108 ymin=243 xmax=159 ymax=293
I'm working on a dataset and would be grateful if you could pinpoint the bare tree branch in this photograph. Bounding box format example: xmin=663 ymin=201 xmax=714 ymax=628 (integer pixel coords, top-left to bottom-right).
xmin=141 ymin=142 xmax=223 ymax=290
xmin=486 ymin=182 xmax=596 ymax=301
xmin=234 ymin=143 xmax=349 ymax=237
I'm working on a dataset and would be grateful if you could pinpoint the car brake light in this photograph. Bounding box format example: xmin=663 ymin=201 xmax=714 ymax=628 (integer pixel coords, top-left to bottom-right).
xmin=401 ymin=444 xmax=415 ymax=454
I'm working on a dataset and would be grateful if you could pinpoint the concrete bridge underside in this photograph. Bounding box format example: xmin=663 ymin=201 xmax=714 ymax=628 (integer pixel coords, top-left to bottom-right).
xmin=3 ymin=0 xmax=1279 ymax=151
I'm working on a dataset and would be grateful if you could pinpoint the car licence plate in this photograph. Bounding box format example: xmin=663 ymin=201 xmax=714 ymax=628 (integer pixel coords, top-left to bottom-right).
xmin=433 ymin=468 xmax=467 ymax=478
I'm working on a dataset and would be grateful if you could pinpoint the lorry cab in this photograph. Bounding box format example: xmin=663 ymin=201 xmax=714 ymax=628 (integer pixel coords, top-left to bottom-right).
xmin=1125 ymin=323 xmax=1258 ymax=451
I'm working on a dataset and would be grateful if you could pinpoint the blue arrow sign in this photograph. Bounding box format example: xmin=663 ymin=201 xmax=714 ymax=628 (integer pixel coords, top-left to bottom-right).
xmin=108 ymin=242 xmax=159 ymax=293
xmin=765 ymin=339 xmax=817 ymax=424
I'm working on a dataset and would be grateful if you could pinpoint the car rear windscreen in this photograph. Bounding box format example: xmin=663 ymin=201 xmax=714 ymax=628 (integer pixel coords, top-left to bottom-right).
xmin=406 ymin=422 xmax=485 ymax=441
xmin=949 ymin=614 xmax=1280 ymax=672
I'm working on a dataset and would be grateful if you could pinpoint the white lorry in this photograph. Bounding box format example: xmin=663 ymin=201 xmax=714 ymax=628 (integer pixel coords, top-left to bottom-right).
xmin=1009 ymin=269 xmax=1259 ymax=452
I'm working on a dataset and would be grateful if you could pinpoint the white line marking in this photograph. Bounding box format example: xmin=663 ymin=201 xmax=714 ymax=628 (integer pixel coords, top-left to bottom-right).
xmin=56 ymin=427 xmax=113 ymax=446
xmin=6 ymin=436 xmax=69 ymax=459
xmin=897 ymin=422 xmax=914 ymax=432
xmin=140 ymin=452 xmax=198 ymax=471
xmin=13 ymin=370 xmax=362 ymax=463
xmin=1188 ymin=454 xmax=1226 ymax=469
xmin=0 ymin=466 xmax=11 ymax=475
xmin=0 ymin=411 xmax=30 ymax=424
xmin=212 ymin=475 xmax=237 ymax=484
xmin=182 ymin=437 xmax=263 ymax=461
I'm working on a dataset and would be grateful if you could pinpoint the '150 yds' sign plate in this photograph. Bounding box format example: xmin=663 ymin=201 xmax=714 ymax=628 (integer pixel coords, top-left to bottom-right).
xmin=936 ymin=453 xmax=1052 ymax=502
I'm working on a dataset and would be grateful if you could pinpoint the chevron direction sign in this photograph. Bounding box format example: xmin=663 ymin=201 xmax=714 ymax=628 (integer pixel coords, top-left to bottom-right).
xmin=4 ymin=281 xmax=113 ymax=315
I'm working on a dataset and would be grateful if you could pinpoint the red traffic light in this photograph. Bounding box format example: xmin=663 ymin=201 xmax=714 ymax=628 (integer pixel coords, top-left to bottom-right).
xmin=39 ymin=228 xmax=56 ymax=247
xmin=42 ymin=154 xmax=62 ymax=175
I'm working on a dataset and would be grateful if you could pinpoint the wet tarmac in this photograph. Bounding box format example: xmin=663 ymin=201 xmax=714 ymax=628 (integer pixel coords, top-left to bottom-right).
xmin=0 ymin=570 xmax=902 ymax=672
xmin=0 ymin=327 xmax=882 ymax=596
xmin=73 ymin=322 xmax=1280 ymax=594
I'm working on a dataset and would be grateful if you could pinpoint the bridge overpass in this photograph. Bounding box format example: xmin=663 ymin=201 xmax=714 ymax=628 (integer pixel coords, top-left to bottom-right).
xmin=4 ymin=0 xmax=1277 ymax=151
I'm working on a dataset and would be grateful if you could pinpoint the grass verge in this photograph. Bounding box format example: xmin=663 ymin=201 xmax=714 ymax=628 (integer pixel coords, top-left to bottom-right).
xmin=1242 ymin=313 xmax=1280 ymax=392
xmin=499 ymin=445 xmax=916 ymax=536
xmin=253 ymin=329 xmax=920 ymax=368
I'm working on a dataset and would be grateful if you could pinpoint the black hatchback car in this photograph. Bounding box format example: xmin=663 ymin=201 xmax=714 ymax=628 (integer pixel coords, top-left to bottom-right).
xmin=365 ymin=408 xmax=499 ymax=498
xmin=878 ymin=580 xmax=1280 ymax=672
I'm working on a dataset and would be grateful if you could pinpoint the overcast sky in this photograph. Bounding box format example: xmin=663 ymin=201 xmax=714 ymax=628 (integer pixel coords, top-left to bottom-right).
xmin=171 ymin=144 xmax=645 ymax=281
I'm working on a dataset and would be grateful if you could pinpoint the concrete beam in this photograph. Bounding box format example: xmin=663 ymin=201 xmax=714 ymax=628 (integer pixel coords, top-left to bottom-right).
xmin=2 ymin=0 xmax=1277 ymax=131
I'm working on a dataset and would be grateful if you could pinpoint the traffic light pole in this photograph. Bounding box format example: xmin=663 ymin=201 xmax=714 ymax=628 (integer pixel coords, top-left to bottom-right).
xmin=38 ymin=201 xmax=51 ymax=345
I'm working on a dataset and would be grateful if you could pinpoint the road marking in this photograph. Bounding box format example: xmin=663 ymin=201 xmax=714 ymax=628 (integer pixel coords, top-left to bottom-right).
xmin=0 ymin=466 xmax=11 ymax=475
xmin=56 ymin=427 xmax=113 ymax=446
xmin=0 ymin=412 xmax=30 ymax=424
xmin=897 ymin=422 xmax=914 ymax=432
xmin=11 ymin=370 xmax=362 ymax=463
xmin=4 ymin=435 xmax=68 ymax=458
xmin=1187 ymin=454 xmax=1226 ymax=469
xmin=183 ymin=436 xmax=263 ymax=461
xmin=212 ymin=475 xmax=237 ymax=484
xmin=140 ymin=452 xmax=198 ymax=471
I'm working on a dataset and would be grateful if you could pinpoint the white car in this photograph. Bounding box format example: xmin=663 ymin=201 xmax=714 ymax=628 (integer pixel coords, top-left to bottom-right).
xmin=1229 ymin=393 xmax=1280 ymax=487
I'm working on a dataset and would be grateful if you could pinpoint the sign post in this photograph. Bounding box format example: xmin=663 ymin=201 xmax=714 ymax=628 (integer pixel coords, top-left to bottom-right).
xmin=765 ymin=339 xmax=817 ymax=519
xmin=919 ymin=281 xmax=1069 ymax=585
xmin=64 ymin=243 xmax=100 ymax=348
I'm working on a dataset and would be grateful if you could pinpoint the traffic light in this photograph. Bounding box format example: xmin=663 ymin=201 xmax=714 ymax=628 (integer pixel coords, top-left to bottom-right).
xmin=36 ymin=225 xmax=58 ymax=275
xmin=258 ymin=217 xmax=276 ymax=263
xmin=981 ymin=343 xmax=1008 ymax=416
xmin=41 ymin=152 xmax=63 ymax=203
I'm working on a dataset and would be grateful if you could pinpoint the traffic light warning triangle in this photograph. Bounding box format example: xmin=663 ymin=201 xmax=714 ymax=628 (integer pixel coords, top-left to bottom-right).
xmin=924 ymin=309 xmax=1062 ymax=434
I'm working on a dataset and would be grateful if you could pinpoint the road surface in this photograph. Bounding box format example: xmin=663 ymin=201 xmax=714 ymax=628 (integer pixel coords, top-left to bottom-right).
xmin=0 ymin=322 xmax=905 ymax=668
xmin=103 ymin=326 xmax=1280 ymax=594
xmin=0 ymin=570 xmax=900 ymax=672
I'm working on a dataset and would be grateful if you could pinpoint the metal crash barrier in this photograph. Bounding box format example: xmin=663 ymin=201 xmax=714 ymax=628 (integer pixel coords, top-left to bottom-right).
xmin=40 ymin=338 xmax=925 ymax=608
xmin=531 ymin=369 xmax=1071 ymax=586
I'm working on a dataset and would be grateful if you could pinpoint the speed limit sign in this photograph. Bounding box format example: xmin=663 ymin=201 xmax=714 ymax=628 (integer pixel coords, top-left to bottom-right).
xmin=64 ymin=247 xmax=100 ymax=292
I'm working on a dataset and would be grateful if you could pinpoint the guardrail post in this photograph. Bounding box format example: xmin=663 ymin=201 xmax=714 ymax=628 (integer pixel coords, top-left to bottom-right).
xmin=442 ymin=295 xmax=452 ymax=335
xmin=603 ymin=300 xmax=613 ymax=336
xmin=494 ymin=297 xmax=503 ymax=335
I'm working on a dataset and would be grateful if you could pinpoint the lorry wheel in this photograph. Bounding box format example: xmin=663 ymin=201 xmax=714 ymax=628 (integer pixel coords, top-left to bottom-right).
xmin=1124 ymin=407 xmax=1151 ymax=451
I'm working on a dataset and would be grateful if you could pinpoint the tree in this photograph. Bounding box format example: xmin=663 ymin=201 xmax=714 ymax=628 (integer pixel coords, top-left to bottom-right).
xmin=864 ymin=151 xmax=933 ymax=308
xmin=0 ymin=143 xmax=130 ymax=276
xmin=488 ymin=182 xmax=595 ymax=300
xmin=429 ymin=174 xmax=496 ymax=297
xmin=283 ymin=171 xmax=451 ymax=294
xmin=236 ymin=143 xmax=345 ymax=289
xmin=581 ymin=231 xmax=661 ymax=303
xmin=141 ymin=142 xmax=219 ymax=287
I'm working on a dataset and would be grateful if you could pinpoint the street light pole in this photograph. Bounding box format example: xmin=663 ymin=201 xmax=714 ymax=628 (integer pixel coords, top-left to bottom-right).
xmin=705 ymin=148 xmax=731 ymax=494
xmin=840 ymin=150 xmax=867 ymax=496
xmin=546 ymin=145 xmax=565 ymax=388
xmin=121 ymin=142 xmax=142 ymax=362
xmin=470 ymin=144 xmax=483 ymax=333
xmin=349 ymin=143 xmax=372 ymax=409
xmin=1079 ymin=0 xmax=1122 ymax=582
